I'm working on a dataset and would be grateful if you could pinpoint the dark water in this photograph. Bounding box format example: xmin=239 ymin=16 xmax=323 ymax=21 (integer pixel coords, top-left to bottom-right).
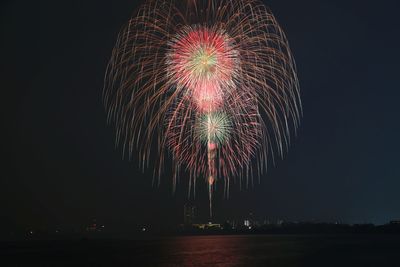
xmin=2 ymin=234 xmax=400 ymax=266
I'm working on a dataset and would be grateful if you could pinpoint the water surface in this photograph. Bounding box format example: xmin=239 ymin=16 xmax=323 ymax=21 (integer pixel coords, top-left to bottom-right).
xmin=2 ymin=234 xmax=399 ymax=266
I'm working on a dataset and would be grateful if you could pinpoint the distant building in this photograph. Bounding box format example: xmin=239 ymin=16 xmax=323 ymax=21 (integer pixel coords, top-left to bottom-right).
xmin=264 ymin=218 xmax=271 ymax=225
xmin=390 ymin=220 xmax=400 ymax=225
xmin=231 ymin=220 xmax=237 ymax=229
xmin=192 ymin=223 xmax=221 ymax=230
xmin=183 ymin=204 xmax=196 ymax=225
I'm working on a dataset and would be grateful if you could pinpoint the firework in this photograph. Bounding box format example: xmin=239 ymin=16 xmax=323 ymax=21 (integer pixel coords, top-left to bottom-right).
xmin=195 ymin=112 xmax=232 ymax=145
xmin=104 ymin=0 xmax=302 ymax=216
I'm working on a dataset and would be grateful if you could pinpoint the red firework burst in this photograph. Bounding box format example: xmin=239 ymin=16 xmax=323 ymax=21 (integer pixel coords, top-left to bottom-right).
xmin=167 ymin=26 xmax=238 ymax=112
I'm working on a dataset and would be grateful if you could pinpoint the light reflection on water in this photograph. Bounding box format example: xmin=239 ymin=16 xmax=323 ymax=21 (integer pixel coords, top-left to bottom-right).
xmin=158 ymin=235 xmax=310 ymax=267
xmin=146 ymin=234 xmax=399 ymax=267
xmin=164 ymin=235 xmax=248 ymax=266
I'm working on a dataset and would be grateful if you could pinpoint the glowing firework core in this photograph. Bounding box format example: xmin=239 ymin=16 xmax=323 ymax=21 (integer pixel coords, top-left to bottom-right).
xmin=168 ymin=26 xmax=238 ymax=112
xmin=189 ymin=46 xmax=217 ymax=77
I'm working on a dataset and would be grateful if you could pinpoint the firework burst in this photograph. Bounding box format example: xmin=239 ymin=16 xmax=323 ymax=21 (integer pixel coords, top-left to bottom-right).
xmin=104 ymin=0 xmax=302 ymax=216
xmin=195 ymin=112 xmax=232 ymax=145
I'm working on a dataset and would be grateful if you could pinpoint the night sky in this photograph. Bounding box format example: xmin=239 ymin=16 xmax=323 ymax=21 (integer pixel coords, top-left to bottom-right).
xmin=1 ymin=0 xmax=400 ymax=234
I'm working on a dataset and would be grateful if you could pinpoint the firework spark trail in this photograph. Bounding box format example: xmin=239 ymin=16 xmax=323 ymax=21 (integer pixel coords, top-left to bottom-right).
xmin=104 ymin=0 xmax=302 ymax=217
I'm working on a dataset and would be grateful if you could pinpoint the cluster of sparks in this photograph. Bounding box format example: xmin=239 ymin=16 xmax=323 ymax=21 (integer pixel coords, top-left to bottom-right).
xmin=104 ymin=0 xmax=301 ymax=216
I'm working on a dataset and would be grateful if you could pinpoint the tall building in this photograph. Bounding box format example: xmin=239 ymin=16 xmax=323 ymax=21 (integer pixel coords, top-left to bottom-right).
xmin=183 ymin=204 xmax=196 ymax=225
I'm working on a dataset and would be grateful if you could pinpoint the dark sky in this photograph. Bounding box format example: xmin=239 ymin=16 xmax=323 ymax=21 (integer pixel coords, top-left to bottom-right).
xmin=1 ymin=0 xmax=400 ymax=233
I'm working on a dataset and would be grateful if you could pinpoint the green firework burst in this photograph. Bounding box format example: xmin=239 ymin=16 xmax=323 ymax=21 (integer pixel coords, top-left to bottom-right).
xmin=196 ymin=112 xmax=232 ymax=145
